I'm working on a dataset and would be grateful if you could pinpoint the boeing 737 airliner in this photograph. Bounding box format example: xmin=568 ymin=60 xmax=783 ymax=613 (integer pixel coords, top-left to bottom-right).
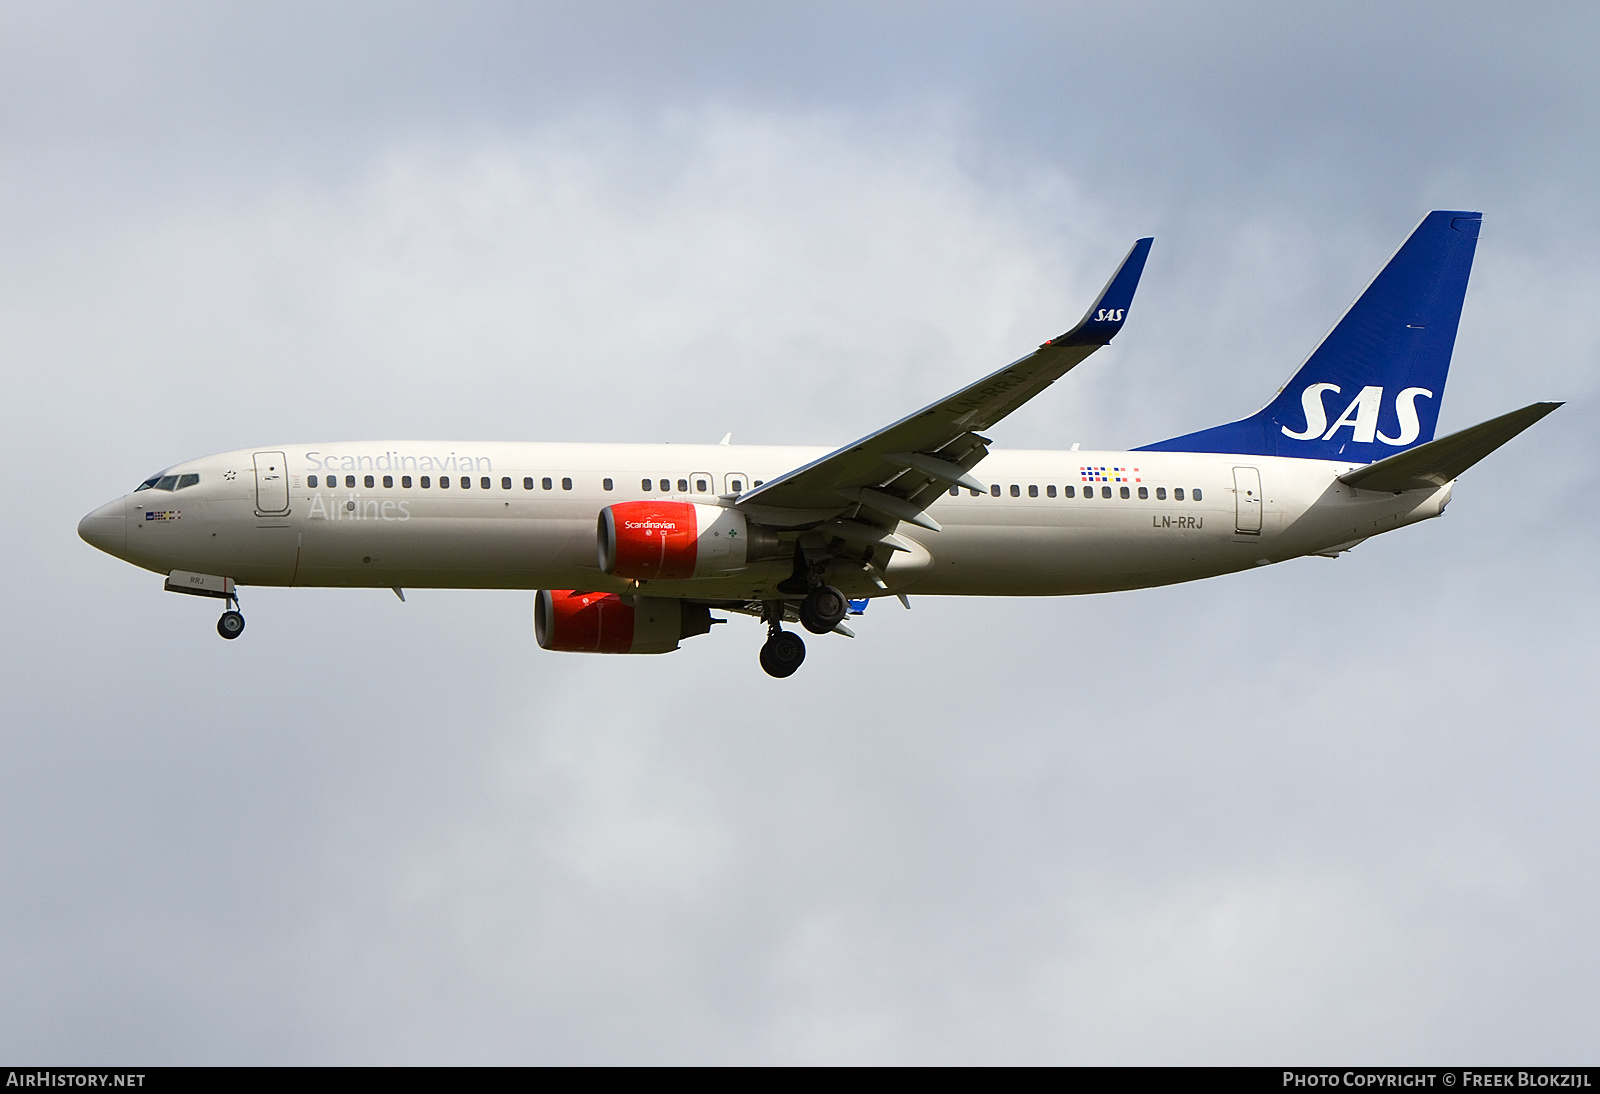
xmin=79 ymin=211 xmax=1559 ymax=677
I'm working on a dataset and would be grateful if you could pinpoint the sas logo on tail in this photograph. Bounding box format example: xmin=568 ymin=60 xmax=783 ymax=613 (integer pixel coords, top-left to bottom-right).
xmin=1282 ymin=384 xmax=1433 ymax=446
xmin=1093 ymin=308 xmax=1126 ymax=322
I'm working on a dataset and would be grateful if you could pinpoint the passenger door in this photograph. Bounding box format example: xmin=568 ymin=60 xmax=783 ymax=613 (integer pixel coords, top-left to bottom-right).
xmin=253 ymin=451 xmax=290 ymax=515
xmin=1233 ymin=466 xmax=1262 ymax=535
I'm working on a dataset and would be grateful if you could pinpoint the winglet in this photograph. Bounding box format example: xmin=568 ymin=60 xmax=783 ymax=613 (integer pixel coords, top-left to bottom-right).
xmin=1046 ymin=237 xmax=1154 ymax=347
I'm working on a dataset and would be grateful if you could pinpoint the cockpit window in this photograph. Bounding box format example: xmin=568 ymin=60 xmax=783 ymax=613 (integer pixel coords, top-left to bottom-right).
xmin=137 ymin=471 xmax=200 ymax=491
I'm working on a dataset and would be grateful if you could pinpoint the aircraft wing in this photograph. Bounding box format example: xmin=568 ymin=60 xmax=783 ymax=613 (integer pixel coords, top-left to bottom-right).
xmin=735 ymin=237 xmax=1153 ymax=529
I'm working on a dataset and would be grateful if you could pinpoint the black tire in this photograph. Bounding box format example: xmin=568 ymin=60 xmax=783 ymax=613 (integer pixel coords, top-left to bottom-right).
xmin=217 ymin=611 xmax=245 ymax=640
xmin=799 ymin=585 xmax=848 ymax=635
xmin=758 ymin=631 xmax=806 ymax=678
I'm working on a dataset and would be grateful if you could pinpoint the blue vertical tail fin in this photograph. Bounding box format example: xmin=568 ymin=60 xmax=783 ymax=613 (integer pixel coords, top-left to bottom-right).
xmin=1137 ymin=211 xmax=1482 ymax=461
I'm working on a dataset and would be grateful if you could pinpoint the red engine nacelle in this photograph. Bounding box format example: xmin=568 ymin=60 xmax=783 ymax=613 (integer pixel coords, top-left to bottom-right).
xmin=534 ymin=589 xmax=713 ymax=655
xmin=597 ymin=501 xmax=752 ymax=580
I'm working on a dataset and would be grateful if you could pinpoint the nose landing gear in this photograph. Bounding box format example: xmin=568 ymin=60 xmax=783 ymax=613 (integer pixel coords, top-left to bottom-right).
xmin=216 ymin=588 xmax=246 ymax=640
xmin=163 ymin=570 xmax=246 ymax=640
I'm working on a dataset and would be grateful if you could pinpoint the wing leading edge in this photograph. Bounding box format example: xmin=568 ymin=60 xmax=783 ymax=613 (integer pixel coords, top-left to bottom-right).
xmin=735 ymin=237 xmax=1153 ymax=530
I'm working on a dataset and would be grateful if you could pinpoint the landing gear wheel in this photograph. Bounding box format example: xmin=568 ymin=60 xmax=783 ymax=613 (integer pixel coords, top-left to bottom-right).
xmin=799 ymin=585 xmax=849 ymax=635
xmin=217 ymin=610 xmax=245 ymax=640
xmin=759 ymin=631 xmax=806 ymax=678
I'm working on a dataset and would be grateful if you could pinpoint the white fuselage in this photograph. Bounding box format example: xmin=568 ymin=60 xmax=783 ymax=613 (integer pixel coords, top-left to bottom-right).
xmin=80 ymin=441 xmax=1452 ymax=600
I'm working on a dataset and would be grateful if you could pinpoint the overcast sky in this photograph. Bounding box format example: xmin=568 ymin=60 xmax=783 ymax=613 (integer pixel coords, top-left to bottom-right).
xmin=2 ymin=1 xmax=1597 ymax=1064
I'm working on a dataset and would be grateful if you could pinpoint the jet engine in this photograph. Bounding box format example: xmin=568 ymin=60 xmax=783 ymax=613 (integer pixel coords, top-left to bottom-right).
xmin=534 ymin=589 xmax=716 ymax=654
xmin=597 ymin=501 xmax=779 ymax=580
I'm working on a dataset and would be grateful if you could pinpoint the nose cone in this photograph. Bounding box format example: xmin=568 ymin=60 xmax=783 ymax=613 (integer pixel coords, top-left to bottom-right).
xmin=78 ymin=499 xmax=127 ymax=558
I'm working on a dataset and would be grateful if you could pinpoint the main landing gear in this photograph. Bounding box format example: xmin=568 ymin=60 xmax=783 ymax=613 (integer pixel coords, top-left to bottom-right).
xmin=799 ymin=585 xmax=848 ymax=635
xmin=759 ymin=631 xmax=806 ymax=678
xmin=758 ymin=601 xmax=806 ymax=679
xmin=757 ymin=585 xmax=849 ymax=678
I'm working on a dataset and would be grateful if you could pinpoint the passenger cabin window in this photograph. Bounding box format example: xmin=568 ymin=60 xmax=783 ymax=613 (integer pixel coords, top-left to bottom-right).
xmin=562 ymin=478 xmax=572 ymax=491
xmin=1137 ymin=487 xmax=1147 ymax=500
xmin=1010 ymin=485 xmax=1020 ymax=497
xmin=1065 ymin=485 xmax=1075 ymax=498
xmin=481 ymin=477 xmax=491 ymax=489
xmin=439 ymin=476 xmax=449 ymax=489
xmin=421 ymin=476 xmax=431 ymax=488
xmin=1101 ymin=486 xmax=1111 ymax=498
xmin=542 ymin=478 xmax=553 ymax=490
xmin=383 ymin=475 xmax=394 ymax=488
xmin=753 ymin=480 xmax=764 ymax=487
xmin=641 ymin=478 xmax=652 ymax=491
xmin=660 ymin=479 xmax=670 ymax=492
xmin=402 ymin=476 xmax=412 ymax=488
xmin=676 ymin=479 xmax=688 ymax=492
xmin=1028 ymin=485 xmax=1039 ymax=498
xmin=1046 ymin=485 xmax=1056 ymax=498
xmin=990 ymin=484 xmax=1000 ymax=497
xmin=524 ymin=477 xmax=535 ymax=490
xmin=603 ymin=478 xmax=614 ymax=491
xmin=461 ymin=477 xmax=471 ymax=489
xmin=730 ymin=479 xmax=743 ymax=493
xmin=1193 ymin=488 xmax=1203 ymax=501
xmin=695 ymin=478 xmax=709 ymax=492
xmin=1174 ymin=488 xmax=1184 ymax=501
xmin=1120 ymin=486 xmax=1130 ymax=499
xmin=307 ymin=475 xmax=319 ymax=488
xmin=365 ymin=475 xmax=375 ymax=488
xmin=949 ymin=486 xmax=959 ymax=496
xmin=1156 ymin=487 xmax=1166 ymax=500
xmin=501 ymin=477 xmax=512 ymax=490
xmin=346 ymin=475 xmax=356 ymax=488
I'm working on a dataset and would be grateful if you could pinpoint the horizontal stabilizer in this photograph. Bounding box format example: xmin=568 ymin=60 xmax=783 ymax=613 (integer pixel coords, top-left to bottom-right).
xmin=1339 ymin=401 xmax=1562 ymax=492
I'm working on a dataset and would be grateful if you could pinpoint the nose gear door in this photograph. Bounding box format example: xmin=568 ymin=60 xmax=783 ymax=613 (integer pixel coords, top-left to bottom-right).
xmin=253 ymin=451 xmax=290 ymax=515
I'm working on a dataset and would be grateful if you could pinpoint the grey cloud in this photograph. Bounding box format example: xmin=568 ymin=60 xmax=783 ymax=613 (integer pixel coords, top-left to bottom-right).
xmin=1 ymin=1 xmax=1596 ymax=1064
